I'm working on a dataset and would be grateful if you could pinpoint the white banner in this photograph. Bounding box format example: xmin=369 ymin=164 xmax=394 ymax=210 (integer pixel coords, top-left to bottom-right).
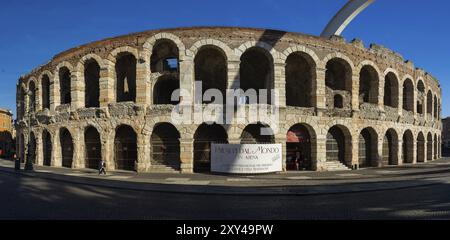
xmin=211 ymin=144 xmax=282 ymax=174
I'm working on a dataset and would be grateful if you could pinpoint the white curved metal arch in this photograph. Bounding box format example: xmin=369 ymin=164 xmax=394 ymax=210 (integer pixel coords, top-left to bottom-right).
xmin=321 ymin=0 xmax=375 ymax=38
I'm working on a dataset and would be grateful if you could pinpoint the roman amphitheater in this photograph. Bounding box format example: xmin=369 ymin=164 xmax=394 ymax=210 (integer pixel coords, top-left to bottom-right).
xmin=15 ymin=27 xmax=442 ymax=173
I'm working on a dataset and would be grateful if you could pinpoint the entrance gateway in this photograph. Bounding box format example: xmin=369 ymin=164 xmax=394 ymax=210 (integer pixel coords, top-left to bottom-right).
xmin=211 ymin=143 xmax=282 ymax=174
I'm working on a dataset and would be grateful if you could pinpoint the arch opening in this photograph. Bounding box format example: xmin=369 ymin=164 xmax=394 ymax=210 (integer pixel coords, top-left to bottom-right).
xmin=326 ymin=125 xmax=352 ymax=167
xmin=151 ymin=123 xmax=181 ymax=170
xmin=194 ymin=123 xmax=228 ymax=173
xmin=59 ymin=67 xmax=72 ymax=105
xmin=151 ymin=39 xmax=179 ymax=74
xmin=28 ymin=81 xmax=36 ymax=112
xmin=42 ymin=130 xmax=52 ymax=166
xmin=286 ymin=124 xmax=314 ymax=171
xmin=402 ymin=130 xmax=414 ymax=164
xmin=60 ymin=128 xmax=73 ymax=168
xmin=41 ymin=75 xmax=51 ymax=110
xmin=417 ymin=132 xmax=425 ymax=163
xmin=359 ymin=65 xmax=379 ymax=104
xmin=383 ymin=129 xmax=398 ymax=165
xmin=285 ymin=52 xmax=315 ymax=107
xmin=384 ymin=72 xmax=399 ymax=108
xmin=114 ymin=125 xmax=137 ymax=171
xmin=115 ymin=53 xmax=136 ymax=103
xmin=358 ymin=128 xmax=378 ymax=168
xmin=153 ymin=75 xmax=180 ymax=105
xmin=85 ymin=60 xmax=100 ymax=108
xmin=195 ymin=46 xmax=227 ymax=104
xmin=402 ymin=79 xmax=414 ymax=112
xmin=241 ymin=123 xmax=275 ymax=144
xmin=85 ymin=127 xmax=102 ymax=169
xmin=240 ymin=47 xmax=274 ymax=104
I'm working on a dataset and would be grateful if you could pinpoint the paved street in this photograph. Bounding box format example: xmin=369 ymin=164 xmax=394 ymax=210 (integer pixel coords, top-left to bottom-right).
xmin=1 ymin=167 xmax=450 ymax=219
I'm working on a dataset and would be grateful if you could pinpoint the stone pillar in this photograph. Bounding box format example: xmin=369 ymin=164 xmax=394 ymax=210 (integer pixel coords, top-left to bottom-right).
xmin=275 ymin=136 xmax=287 ymax=171
xmin=180 ymin=138 xmax=194 ymax=173
xmin=351 ymin=73 xmax=360 ymax=112
xmin=423 ymin=140 xmax=428 ymax=163
xmin=52 ymin=130 xmax=62 ymax=167
xmin=71 ymin=72 xmax=83 ymax=111
xmin=72 ymin=128 xmax=85 ymax=169
xmin=137 ymin=132 xmax=151 ymax=172
xmin=314 ymin=134 xmax=327 ymax=171
xmin=351 ymin=137 xmax=359 ymax=168
xmin=103 ymin=133 xmax=115 ymax=171
xmin=36 ymin=132 xmax=43 ymax=166
xmin=398 ymin=83 xmax=403 ymax=116
xmin=35 ymin=85 xmax=42 ymax=112
xmin=412 ymin=139 xmax=417 ymax=164
xmin=376 ymin=136 xmax=384 ymax=167
xmin=315 ymin=67 xmax=327 ymax=110
xmin=51 ymin=73 xmax=60 ymax=111
xmin=397 ymin=139 xmax=403 ymax=165
xmin=136 ymin=55 xmax=150 ymax=105
xmin=100 ymin=64 xmax=115 ymax=107
xmin=274 ymin=63 xmax=286 ymax=108
xmin=228 ymin=60 xmax=240 ymax=90
xmin=179 ymin=59 xmax=194 ymax=104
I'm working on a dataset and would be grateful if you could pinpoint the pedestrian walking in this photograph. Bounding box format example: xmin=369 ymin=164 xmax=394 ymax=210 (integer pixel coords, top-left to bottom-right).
xmin=98 ymin=160 xmax=106 ymax=175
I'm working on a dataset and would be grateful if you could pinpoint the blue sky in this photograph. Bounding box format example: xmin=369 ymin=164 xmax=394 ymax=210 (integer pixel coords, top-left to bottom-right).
xmin=0 ymin=0 xmax=448 ymax=117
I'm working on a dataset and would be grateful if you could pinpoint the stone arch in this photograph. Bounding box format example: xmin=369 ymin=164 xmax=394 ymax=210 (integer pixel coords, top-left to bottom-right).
xmin=55 ymin=62 xmax=74 ymax=106
xmin=357 ymin=61 xmax=380 ymax=105
xmin=150 ymin=38 xmax=180 ymax=74
xmin=384 ymin=71 xmax=399 ymax=108
xmin=234 ymin=41 xmax=280 ymax=63
xmin=286 ymin=123 xmax=317 ymax=171
xmin=402 ymin=130 xmax=414 ymax=164
xmin=59 ymin=127 xmax=74 ymax=168
xmin=84 ymin=126 xmax=102 ymax=169
xmin=326 ymin=124 xmax=353 ymax=167
xmin=285 ymin=51 xmax=316 ymax=107
xmin=416 ymin=79 xmax=425 ymax=114
xmin=150 ymin=122 xmax=181 ymax=170
xmin=194 ymin=44 xmax=228 ymax=104
xmin=194 ymin=123 xmax=228 ymax=173
xmin=114 ymin=124 xmax=137 ymax=171
xmin=42 ymin=129 xmax=52 ymax=166
xmin=143 ymin=32 xmax=186 ymax=61
xmin=358 ymin=127 xmax=378 ymax=168
xmin=188 ymin=39 xmax=235 ymax=61
xmin=417 ymin=132 xmax=425 ymax=163
xmin=402 ymin=78 xmax=414 ymax=112
xmin=383 ymin=128 xmax=399 ymax=165
xmin=323 ymin=55 xmax=353 ymax=109
xmin=76 ymin=54 xmax=104 ymax=108
xmin=241 ymin=123 xmax=275 ymax=144
xmin=239 ymin=46 xmax=275 ymax=104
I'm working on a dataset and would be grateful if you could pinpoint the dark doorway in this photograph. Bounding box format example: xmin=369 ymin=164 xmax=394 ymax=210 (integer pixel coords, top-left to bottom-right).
xmin=285 ymin=52 xmax=314 ymax=107
xmin=286 ymin=124 xmax=312 ymax=171
xmin=85 ymin=127 xmax=101 ymax=169
xmin=240 ymin=47 xmax=274 ymax=104
xmin=116 ymin=54 xmax=136 ymax=103
xmin=195 ymin=46 xmax=227 ymax=104
xmin=383 ymin=129 xmax=398 ymax=166
xmin=326 ymin=126 xmax=351 ymax=166
xmin=151 ymin=123 xmax=181 ymax=170
xmin=28 ymin=132 xmax=36 ymax=164
xmin=43 ymin=130 xmax=52 ymax=166
xmin=384 ymin=72 xmax=399 ymax=108
xmin=60 ymin=128 xmax=73 ymax=168
xmin=59 ymin=67 xmax=71 ymax=105
xmin=402 ymin=130 xmax=414 ymax=164
xmin=194 ymin=124 xmax=228 ymax=173
xmin=153 ymin=76 xmax=180 ymax=105
xmin=417 ymin=132 xmax=425 ymax=163
xmin=85 ymin=60 xmax=100 ymax=108
xmin=41 ymin=75 xmax=51 ymax=110
xmin=114 ymin=125 xmax=137 ymax=171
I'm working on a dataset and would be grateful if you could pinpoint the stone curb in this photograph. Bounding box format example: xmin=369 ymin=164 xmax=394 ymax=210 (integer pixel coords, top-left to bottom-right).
xmin=0 ymin=166 xmax=445 ymax=196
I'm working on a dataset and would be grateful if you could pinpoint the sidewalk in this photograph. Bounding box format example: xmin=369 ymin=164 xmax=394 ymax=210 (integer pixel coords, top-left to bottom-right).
xmin=1 ymin=158 xmax=450 ymax=196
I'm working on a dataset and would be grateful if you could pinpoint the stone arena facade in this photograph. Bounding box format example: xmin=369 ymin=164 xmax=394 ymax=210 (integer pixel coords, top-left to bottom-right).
xmin=16 ymin=27 xmax=442 ymax=173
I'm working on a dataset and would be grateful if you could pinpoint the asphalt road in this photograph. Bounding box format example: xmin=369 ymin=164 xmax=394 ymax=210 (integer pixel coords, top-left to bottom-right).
xmin=1 ymin=171 xmax=450 ymax=220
